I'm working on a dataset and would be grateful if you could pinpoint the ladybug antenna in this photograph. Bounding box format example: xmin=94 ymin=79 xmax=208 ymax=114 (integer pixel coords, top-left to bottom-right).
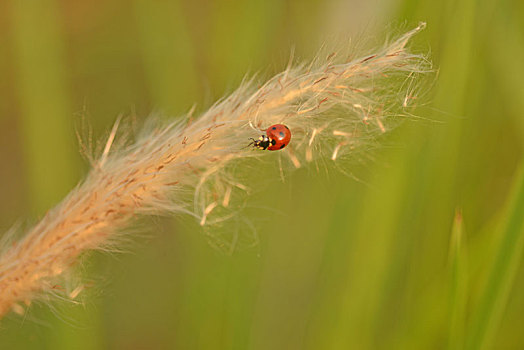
xmin=242 ymin=138 xmax=257 ymax=150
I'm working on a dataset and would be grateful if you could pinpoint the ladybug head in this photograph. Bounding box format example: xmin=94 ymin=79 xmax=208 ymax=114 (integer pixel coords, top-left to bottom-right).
xmin=250 ymin=134 xmax=275 ymax=150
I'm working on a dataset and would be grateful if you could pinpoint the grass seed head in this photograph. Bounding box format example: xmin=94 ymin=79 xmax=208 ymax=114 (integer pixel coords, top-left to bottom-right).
xmin=0 ymin=23 xmax=431 ymax=318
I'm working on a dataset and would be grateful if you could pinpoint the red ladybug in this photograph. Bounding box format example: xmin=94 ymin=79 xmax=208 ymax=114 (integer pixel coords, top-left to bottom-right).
xmin=251 ymin=124 xmax=291 ymax=151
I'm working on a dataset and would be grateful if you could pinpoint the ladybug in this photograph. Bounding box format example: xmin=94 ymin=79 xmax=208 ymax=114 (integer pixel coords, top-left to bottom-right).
xmin=250 ymin=124 xmax=291 ymax=151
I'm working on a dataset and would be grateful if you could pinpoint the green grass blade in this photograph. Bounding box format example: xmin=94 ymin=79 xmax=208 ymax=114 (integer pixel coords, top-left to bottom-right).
xmin=466 ymin=164 xmax=524 ymax=350
xmin=448 ymin=209 xmax=467 ymax=350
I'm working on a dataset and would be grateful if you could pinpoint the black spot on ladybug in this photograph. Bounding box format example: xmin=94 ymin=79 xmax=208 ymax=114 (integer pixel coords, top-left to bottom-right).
xmin=271 ymin=139 xmax=276 ymax=146
xmin=280 ymin=144 xmax=285 ymax=149
xmin=279 ymin=132 xmax=285 ymax=137
xmin=272 ymin=126 xmax=277 ymax=130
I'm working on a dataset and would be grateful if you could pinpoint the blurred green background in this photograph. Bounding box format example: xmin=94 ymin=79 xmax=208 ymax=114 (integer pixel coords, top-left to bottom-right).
xmin=1 ymin=0 xmax=523 ymax=349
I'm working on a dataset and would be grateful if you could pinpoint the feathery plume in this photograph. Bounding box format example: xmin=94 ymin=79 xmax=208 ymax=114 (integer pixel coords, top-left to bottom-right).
xmin=0 ymin=23 xmax=430 ymax=319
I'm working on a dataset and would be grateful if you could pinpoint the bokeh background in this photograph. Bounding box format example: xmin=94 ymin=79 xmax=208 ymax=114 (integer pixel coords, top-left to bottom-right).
xmin=1 ymin=0 xmax=523 ymax=349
